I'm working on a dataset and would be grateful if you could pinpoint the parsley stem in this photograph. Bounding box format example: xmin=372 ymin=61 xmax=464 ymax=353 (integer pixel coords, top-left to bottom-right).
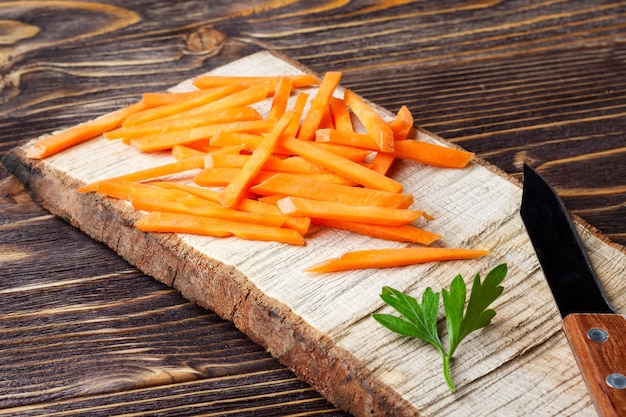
xmin=442 ymin=353 xmax=456 ymax=392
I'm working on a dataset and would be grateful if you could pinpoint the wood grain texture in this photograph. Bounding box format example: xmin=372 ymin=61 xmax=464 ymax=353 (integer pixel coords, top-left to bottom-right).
xmin=1 ymin=1 xmax=625 ymax=416
xmin=563 ymin=314 xmax=626 ymax=417
xmin=0 ymin=171 xmax=347 ymax=417
xmin=4 ymin=51 xmax=626 ymax=416
xmin=1 ymin=0 xmax=623 ymax=245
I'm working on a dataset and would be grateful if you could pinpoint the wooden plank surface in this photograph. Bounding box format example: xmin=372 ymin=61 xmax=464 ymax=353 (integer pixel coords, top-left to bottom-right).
xmin=4 ymin=50 xmax=626 ymax=416
xmin=0 ymin=176 xmax=347 ymax=417
xmin=1 ymin=1 xmax=625 ymax=416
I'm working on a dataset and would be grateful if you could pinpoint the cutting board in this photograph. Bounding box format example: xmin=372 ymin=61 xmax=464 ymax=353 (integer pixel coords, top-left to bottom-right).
xmin=3 ymin=51 xmax=626 ymax=417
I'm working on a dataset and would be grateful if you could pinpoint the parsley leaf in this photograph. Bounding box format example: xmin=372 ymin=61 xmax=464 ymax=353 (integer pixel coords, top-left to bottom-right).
xmin=373 ymin=286 xmax=444 ymax=354
xmin=373 ymin=263 xmax=507 ymax=392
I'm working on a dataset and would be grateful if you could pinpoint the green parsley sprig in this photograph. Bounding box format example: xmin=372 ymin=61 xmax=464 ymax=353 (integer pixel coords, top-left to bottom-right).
xmin=372 ymin=263 xmax=507 ymax=392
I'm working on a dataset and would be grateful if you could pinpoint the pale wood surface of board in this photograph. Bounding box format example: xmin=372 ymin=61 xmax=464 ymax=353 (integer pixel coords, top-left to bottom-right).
xmin=4 ymin=51 xmax=626 ymax=417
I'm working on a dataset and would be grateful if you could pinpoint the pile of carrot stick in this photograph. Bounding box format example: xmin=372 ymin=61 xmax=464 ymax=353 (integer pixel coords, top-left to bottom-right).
xmin=26 ymin=71 xmax=488 ymax=272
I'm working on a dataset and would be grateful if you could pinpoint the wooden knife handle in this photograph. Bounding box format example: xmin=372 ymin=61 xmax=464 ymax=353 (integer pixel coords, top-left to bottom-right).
xmin=562 ymin=313 xmax=626 ymax=417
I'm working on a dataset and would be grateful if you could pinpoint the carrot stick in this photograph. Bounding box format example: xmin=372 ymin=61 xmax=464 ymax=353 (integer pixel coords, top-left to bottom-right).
xmin=283 ymin=92 xmax=309 ymax=138
xmin=280 ymin=136 xmax=402 ymax=193
xmin=150 ymin=84 xmax=272 ymax=126
xmin=312 ymin=218 xmax=442 ymax=244
xmin=193 ymin=167 xmax=269 ymax=187
xmin=297 ymin=71 xmax=342 ymax=141
xmin=389 ymin=105 xmax=414 ymax=140
xmin=26 ymin=101 xmax=146 ymax=159
xmin=141 ymin=88 xmax=226 ymax=107
xmin=250 ymin=173 xmax=414 ymax=208
xmin=135 ymin=211 xmax=305 ymax=246
xmin=369 ymin=152 xmax=396 ymax=175
xmin=187 ymin=84 xmax=272 ymax=114
xmin=96 ymin=180 xmax=285 ymax=227
xmin=318 ymin=103 xmax=334 ymax=129
xmin=205 ymin=154 xmax=282 ymax=169
xmin=206 ymin=154 xmax=327 ymax=174
xmin=392 ymin=140 xmax=474 ymax=168
xmin=122 ymin=85 xmax=244 ymax=127
xmin=194 ymin=167 xmax=355 ymax=188
xmin=77 ymin=155 xmax=206 ymax=193
xmin=370 ymin=106 xmax=412 ymax=174
xmin=105 ymin=107 xmax=262 ymax=140
xmin=344 ymin=89 xmax=394 ymax=152
xmin=209 ymin=132 xmax=370 ymax=161
xmin=192 ymin=74 xmax=319 ymax=90
xmin=315 ymin=128 xmax=378 ymax=150
xmin=132 ymin=198 xmax=285 ymax=227
xmin=153 ymin=181 xmax=311 ymax=235
xmin=171 ymin=144 xmax=210 ymax=160
xmin=277 ymin=196 xmax=426 ymax=226
xmin=220 ymin=111 xmax=294 ymax=207
xmin=130 ymin=119 xmax=275 ymax=152
xmin=329 ymin=97 xmax=353 ymax=132
xmin=269 ymin=77 xmax=293 ymax=120
xmin=308 ymin=142 xmax=374 ymax=162
xmin=305 ymin=247 xmax=490 ymax=272
xmin=272 ymin=156 xmax=328 ymax=174
xmin=208 ymin=132 xmax=263 ymax=152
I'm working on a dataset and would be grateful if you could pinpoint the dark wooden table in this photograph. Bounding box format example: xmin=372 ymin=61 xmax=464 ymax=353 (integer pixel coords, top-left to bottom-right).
xmin=1 ymin=1 xmax=624 ymax=416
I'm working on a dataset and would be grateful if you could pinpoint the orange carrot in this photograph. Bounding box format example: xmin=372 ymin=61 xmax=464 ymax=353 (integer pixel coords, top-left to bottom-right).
xmin=96 ymin=180 xmax=285 ymax=228
xmin=392 ymin=140 xmax=474 ymax=168
xmin=152 ymin=181 xmax=311 ymax=235
xmin=130 ymin=119 xmax=275 ymax=152
xmin=77 ymin=155 xmax=206 ymax=193
xmin=329 ymin=97 xmax=353 ymax=132
xmin=283 ymin=92 xmax=309 ymax=138
xmin=344 ymin=89 xmax=394 ymax=152
xmin=269 ymin=77 xmax=293 ymax=120
xmin=220 ymin=111 xmax=295 ymax=207
xmin=105 ymin=106 xmax=262 ymax=141
xmin=209 ymin=132 xmax=267 ymax=153
xmin=171 ymin=144 xmax=210 ymax=160
xmin=250 ymin=173 xmax=414 ymax=208
xmin=369 ymin=152 xmax=396 ymax=175
xmin=135 ymin=211 xmax=305 ymax=246
xmin=206 ymin=153 xmax=327 ymax=174
xmin=141 ymin=88 xmax=228 ymax=107
xmin=26 ymin=101 xmax=146 ymax=159
xmin=271 ymin=156 xmax=328 ymax=174
xmin=370 ymin=106 xmax=413 ymax=175
xmin=209 ymin=132 xmax=371 ymax=161
xmin=122 ymin=85 xmax=244 ymax=127
xmin=205 ymin=153 xmax=281 ymax=169
xmin=305 ymin=247 xmax=490 ymax=272
xmin=389 ymin=105 xmax=414 ymax=140
xmin=312 ymin=218 xmax=442 ymax=244
xmin=193 ymin=167 xmax=270 ymax=188
xmin=318 ymin=103 xmax=334 ymax=129
xmin=150 ymin=84 xmax=272 ymax=126
xmin=192 ymin=74 xmax=320 ymax=90
xmin=132 ymin=198 xmax=285 ymax=227
xmin=297 ymin=71 xmax=342 ymax=141
xmin=276 ymin=196 xmax=426 ymax=226
xmin=315 ymin=128 xmax=378 ymax=150
xmin=194 ymin=167 xmax=355 ymax=188
xmin=280 ymin=136 xmax=402 ymax=193
xmin=309 ymin=142 xmax=374 ymax=162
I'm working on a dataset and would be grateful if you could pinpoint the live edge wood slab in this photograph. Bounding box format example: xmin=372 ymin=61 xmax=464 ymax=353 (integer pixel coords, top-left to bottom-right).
xmin=3 ymin=51 xmax=626 ymax=417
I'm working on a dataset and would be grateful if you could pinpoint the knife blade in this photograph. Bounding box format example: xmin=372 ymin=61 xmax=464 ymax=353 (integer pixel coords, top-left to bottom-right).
xmin=520 ymin=164 xmax=625 ymax=417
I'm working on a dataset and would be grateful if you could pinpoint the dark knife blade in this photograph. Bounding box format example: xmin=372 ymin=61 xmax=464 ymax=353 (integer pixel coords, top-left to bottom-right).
xmin=520 ymin=164 xmax=614 ymax=316
xmin=520 ymin=164 xmax=625 ymax=417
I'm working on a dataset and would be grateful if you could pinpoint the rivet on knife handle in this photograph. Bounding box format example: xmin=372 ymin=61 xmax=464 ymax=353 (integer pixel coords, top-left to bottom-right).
xmin=562 ymin=313 xmax=626 ymax=417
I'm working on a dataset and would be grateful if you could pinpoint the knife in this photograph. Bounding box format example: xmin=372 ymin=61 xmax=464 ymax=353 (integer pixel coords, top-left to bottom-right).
xmin=520 ymin=164 xmax=625 ymax=417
